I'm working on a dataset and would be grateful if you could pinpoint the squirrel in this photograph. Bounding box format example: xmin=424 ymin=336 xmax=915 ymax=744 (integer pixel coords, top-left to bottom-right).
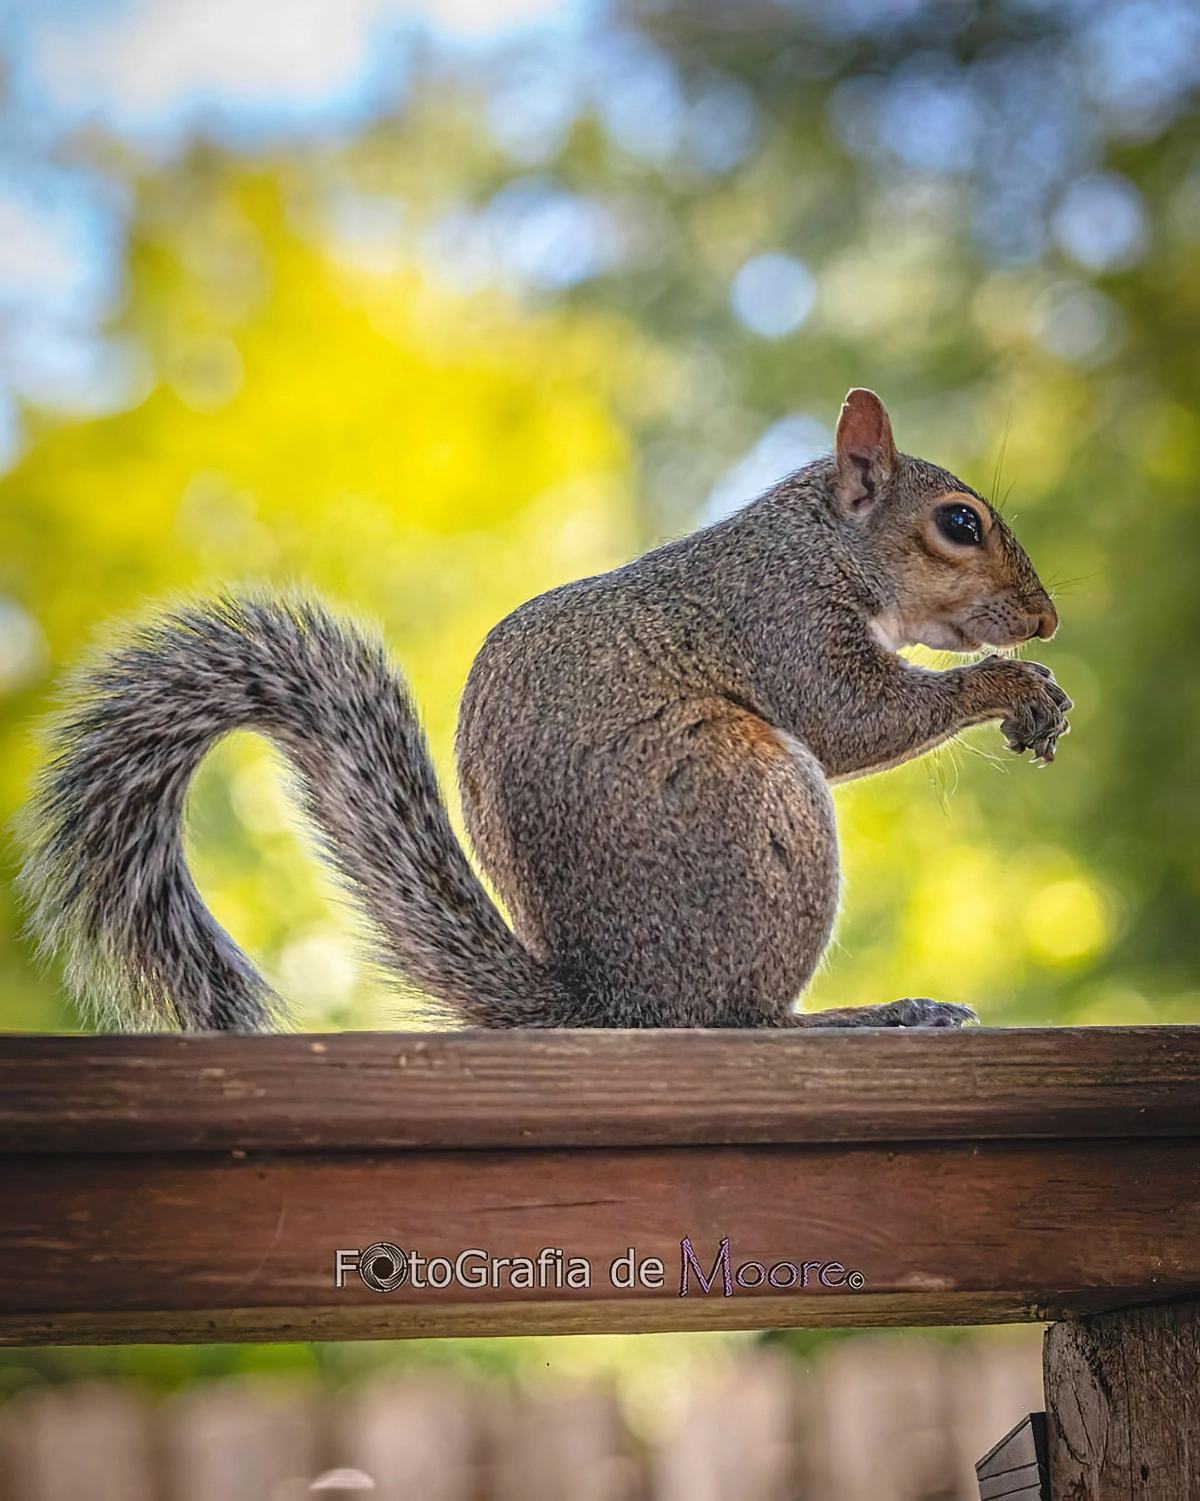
xmin=19 ymin=389 xmax=1070 ymax=1033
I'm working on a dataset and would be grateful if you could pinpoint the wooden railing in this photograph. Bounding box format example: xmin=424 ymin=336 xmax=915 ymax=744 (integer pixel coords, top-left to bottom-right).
xmin=2 ymin=1026 xmax=1198 ymax=1497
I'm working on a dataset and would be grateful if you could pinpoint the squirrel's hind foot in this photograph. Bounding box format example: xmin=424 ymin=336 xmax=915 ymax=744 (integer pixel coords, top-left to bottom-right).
xmin=883 ymin=996 xmax=978 ymax=1027
xmin=792 ymin=997 xmax=977 ymax=1029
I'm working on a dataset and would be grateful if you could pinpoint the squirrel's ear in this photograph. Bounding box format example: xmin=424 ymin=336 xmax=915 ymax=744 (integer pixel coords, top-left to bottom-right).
xmin=833 ymin=388 xmax=896 ymax=514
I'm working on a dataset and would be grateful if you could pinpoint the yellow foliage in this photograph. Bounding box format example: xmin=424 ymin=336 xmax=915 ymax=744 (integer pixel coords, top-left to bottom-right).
xmin=0 ymin=165 xmax=638 ymax=1029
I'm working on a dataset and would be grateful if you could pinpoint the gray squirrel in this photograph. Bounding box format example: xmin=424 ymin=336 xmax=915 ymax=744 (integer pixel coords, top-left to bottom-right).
xmin=20 ymin=389 xmax=1070 ymax=1032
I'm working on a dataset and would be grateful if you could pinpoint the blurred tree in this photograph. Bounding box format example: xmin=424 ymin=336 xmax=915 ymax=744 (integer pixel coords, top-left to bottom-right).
xmin=0 ymin=156 xmax=638 ymax=1029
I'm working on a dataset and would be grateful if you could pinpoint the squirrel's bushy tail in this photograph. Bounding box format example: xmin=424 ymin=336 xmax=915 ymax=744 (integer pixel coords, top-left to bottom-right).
xmin=19 ymin=594 xmax=563 ymax=1031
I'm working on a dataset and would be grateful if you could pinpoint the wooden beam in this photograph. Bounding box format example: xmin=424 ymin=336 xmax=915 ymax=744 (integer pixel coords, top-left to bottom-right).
xmin=2 ymin=1029 xmax=1199 ymax=1346
xmin=1044 ymin=1298 xmax=1200 ymax=1500
xmin=4 ymin=1136 xmax=1199 ymax=1345
xmin=3 ymin=1027 xmax=1200 ymax=1153
xmin=0 ymin=1294 xmax=1068 ymax=1349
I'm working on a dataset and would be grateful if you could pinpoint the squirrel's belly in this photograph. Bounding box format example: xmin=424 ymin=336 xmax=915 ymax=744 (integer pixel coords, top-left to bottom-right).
xmin=458 ymin=670 xmax=839 ymax=1024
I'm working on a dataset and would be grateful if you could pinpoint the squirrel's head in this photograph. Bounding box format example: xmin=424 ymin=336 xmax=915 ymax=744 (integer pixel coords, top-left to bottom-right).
xmin=830 ymin=388 xmax=1057 ymax=653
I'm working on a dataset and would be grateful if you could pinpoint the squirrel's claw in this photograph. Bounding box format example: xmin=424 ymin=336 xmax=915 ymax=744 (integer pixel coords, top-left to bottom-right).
xmin=998 ymin=662 xmax=1071 ymax=763
xmin=880 ymin=997 xmax=978 ymax=1028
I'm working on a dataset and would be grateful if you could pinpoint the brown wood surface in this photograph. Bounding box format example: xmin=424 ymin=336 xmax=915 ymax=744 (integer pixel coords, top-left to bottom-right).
xmin=0 ymin=1294 xmax=1113 ymax=1348
xmin=4 ymin=1136 xmax=1199 ymax=1345
xmin=3 ymin=1027 xmax=1200 ymax=1153
xmin=4 ymin=1027 xmax=1199 ymax=1346
xmin=1044 ymin=1298 xmax=1200 ymax=1500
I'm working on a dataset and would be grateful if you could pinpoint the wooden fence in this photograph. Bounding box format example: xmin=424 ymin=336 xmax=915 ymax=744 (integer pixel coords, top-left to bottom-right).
xmin=0 ymin=1334 xmax=1043 ymax=1501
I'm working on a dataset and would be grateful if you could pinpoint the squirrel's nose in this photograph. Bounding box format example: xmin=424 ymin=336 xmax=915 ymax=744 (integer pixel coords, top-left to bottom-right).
xmin=1035 ymin=600 xmax=1058 ymax=640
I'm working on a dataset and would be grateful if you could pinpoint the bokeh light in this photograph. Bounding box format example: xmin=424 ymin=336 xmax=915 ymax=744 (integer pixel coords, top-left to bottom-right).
xmin=730 ymin=254 xmax=817 ymax=339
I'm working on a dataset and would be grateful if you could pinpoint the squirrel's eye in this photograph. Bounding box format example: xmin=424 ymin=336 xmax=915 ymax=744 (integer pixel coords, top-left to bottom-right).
xmin=935 ymin=503 xmax=983 ymax=547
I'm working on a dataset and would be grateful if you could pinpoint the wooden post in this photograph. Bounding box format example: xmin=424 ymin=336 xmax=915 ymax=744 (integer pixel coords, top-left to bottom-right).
xmin=1043 ymin=1298 xmax=1200 ymax=1500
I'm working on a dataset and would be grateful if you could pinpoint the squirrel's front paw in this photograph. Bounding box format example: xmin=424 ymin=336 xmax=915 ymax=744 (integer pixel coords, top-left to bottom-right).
xmin=882 ymin=997 xmax=978 ymax=1028
xmin=976 ymin=657 xmax=1072 ymax=764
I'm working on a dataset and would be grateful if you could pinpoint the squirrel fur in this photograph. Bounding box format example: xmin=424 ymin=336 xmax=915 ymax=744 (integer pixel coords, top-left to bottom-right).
xmin=19 ymin=389 xmax=1071 ymax=1032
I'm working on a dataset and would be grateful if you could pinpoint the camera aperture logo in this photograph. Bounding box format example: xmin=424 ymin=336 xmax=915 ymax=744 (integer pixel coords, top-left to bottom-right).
xmin=334 ymin=1238 xmax=866 ymax=1298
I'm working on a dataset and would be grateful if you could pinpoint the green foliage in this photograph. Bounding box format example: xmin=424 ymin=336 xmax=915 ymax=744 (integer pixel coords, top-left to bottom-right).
xmin=0 ymin=1330 xmax=752 ymax=1423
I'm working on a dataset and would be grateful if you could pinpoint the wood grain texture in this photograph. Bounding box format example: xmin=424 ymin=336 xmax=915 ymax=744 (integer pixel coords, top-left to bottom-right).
xmin=1044 ymin=1299 xmax=1200 ymax=1500
xmin=975 ymin=1413 xmax=1050 ymax=1501
xmin=5 ymin=1028 xmax=1200 ymax=1346
xmin=4 ymin=1138 xmax=1199 ymax=1345
xmin=3 ymin=1027 xmax=1200 ymax=1153
xmin=0 ymin=1295 xmax=1100 ymax=1348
